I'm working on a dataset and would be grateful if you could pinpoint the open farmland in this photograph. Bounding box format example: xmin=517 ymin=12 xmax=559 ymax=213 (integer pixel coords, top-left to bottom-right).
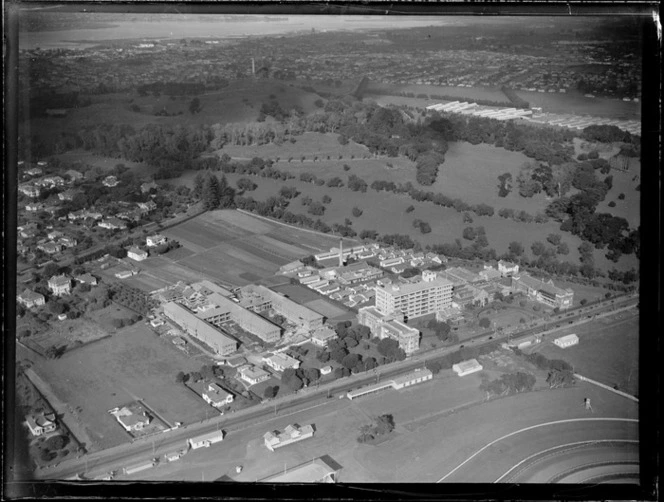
xmin=17 ymin=322 xmax=213 ymax=451
xmin=529 ymin=310 xmax=639 ymax=396
xmin=157 ymin=210 xmax=352 ymax=287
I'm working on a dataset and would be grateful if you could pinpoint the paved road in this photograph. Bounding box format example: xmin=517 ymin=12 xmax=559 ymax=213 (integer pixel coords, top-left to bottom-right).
xmin=34 ymin=294 xmax=637 ymax=480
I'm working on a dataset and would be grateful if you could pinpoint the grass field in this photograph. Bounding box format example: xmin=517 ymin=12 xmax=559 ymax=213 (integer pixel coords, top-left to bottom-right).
xmin=19 ymin=322 xmax=214 ymax=451
xmin=530 ymin=310 xmax=639 ymax=396
xmin=240 ymin=172 xmax=639 ymax=271
xmin=155 ymin=210 xmax=351 ymax=287
xmin=142 ymin=357 xmax=637 ymax=483
xmin=367 ymin=81 xmax=511 ymax=103
xmin=515 ymin=89 xmax=640 ymax=120
xmin=219 ymin=131 xmax=370 ymax=160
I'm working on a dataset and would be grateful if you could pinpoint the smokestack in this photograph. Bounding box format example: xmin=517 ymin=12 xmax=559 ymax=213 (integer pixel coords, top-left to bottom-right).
xmin=251 ymin=58 xmax=255 ymax=76
xmin=338 ymin=238 xmax=343 ymax=267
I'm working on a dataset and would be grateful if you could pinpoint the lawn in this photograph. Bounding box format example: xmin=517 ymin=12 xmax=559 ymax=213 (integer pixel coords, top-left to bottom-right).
xmin=431 ymin=141 xmax=544 ymax=212
xmin=529 ymin=311 xmax=639 ymax=396
xmin=23 ymin=322 xmax=215 ymax=451
xmin=367 ymin=81 xmax=511 ymax=103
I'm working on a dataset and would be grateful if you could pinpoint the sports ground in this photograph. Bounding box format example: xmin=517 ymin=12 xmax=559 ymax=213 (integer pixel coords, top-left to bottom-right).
xmin=125 ymin=360 xmax=638 ymax=483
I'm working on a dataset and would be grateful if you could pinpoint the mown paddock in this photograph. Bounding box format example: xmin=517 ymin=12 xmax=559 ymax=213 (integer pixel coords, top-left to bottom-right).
xmin=23 ymin=322 xmax=212 ymax=450
xmin=530 ymin=312 xmax=639 ymax=396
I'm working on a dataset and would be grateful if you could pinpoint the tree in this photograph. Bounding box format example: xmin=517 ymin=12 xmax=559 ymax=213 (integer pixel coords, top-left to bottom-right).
xmin=175 ymin=371 xmax=187 ymax=384
xmin=263 ymin=386 xmax=277 ymax=399
xmin=44 ymin=262 xmax=60 ymax=277
xmin=508 ymin=241 xmax=524 ymax=256
xmin=462 ymin=227 xmax=477 ymax=241
xmin=556 ymin=242 xmax=570 ymax=255
xmin=237 ymin=177 xmax=257 ymax=192
xmin=405 ymin=205 xmax=415 ymax=213
xmin=189 ymin=97 xmax=201 ymax=115
xmin=463 ymin=212 xmax=474 ymax=224
xmin=352 ymin=207 xmax=363 ymax=217
xmin=281 ymin=368 xmax=304 ymax=391
xmin=201 ymin=174 xmax=220 ymax=210
xmin=546 ymin=233 xmax=562 ymax=246
xmin=331 ymin=347 xmax=348 ymax=364
xmin=531 ymin=241 xmax=546 ymax=256
xmin=479 ymin=317 xmax=491 ymax=329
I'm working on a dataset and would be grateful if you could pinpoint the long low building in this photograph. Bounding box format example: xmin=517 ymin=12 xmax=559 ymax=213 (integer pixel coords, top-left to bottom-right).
xmin=264 ymin=423 xmax=314 ymax=452
xmin=346 ymin=368 xmax=433 ymax=400
xmin=259 ymin=455 xmax=343 ymax=483
xmin=452 ymin=359 xmax=483 ymax=377
xmin=163 ymin=302 xmax=238 ymax=356
xmin=239 ymin=285 xmax=324 ymax=331
xmin=554 ymin=333 xmax=579 ymax=348
xmin=198 ymin=292 xmax=281 ymax=344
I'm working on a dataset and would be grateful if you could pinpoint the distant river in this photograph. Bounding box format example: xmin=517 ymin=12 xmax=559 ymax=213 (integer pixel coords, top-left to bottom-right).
xmin=19 ymin=15 xmax=460 ymax=50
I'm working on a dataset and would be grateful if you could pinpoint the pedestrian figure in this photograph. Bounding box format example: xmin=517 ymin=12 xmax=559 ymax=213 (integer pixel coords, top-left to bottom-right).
xmin=584 ymin=397 xmax=593 ymax=412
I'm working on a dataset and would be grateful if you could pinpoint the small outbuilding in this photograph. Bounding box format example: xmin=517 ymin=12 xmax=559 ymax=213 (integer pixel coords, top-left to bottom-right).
xmin=553 ymin=333 xmax=579 ymax=349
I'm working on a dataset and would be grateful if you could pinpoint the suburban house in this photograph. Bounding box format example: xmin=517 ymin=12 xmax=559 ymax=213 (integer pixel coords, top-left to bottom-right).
xmin=498 ymin=260 xmax=520 ymax=277
xmin=146 ymin=234 xmax=167 ymax=247
xmin=102 ymin=175 xmax=120 ymax=187
xmin=25 ymin=412 xmax=57 ymax=437
xmin=109 ymin=404 xmax=152 ymax=432
xmin=18 ymin=184 xmax=41 ymax=198
xmin=202 ymin=383 xmax=234 ymax=408
xmin=24 ymin=166 xmax=43 ymax=177
xmin=311 ymin=327 xmax=338 ymax=347
xmin=511 ymin=274 xmax=574 ymax=310
xmin=262 ymin=352 xmax=301 ymax=372
xmin=75 ymin=273 xmax=98 ymax=286
xmin=25 ymin=202 xmax=44 ymax=212
xmin=65 ymin=169 xmax=84 ymax=182
xmin=47 ymin=230 xmax=64 ymax=240
xmin=238 ymin=365 xmax=271 ymax=386
xmin=137 ymin=200 xmax=157 ymax=212
xmin=59 ymin=236 xmax=78 ymax=248
xmin=38 ymin=242 xmax=63 ymax=255
xmin=38 ymin=176 xmax=65 ymax=188
xmin=58 ymin=188 xmax=80 ymax=201
xmin=17 ymin=289 xmax=46 ymax=308
xmin=264 ymin=424 xmax=315 ymax=452
xmin=98 ymin=218 xmax=127 ymax=230
xmin=188 ymin=430 xmax=224 ymax=449
xmin=48 ymin=275 xmax=72 ymax=296
xmin=140 ymin=181 xmax=159 ymax=194
xmin=127 ymin=247 xmax=149 ymax=261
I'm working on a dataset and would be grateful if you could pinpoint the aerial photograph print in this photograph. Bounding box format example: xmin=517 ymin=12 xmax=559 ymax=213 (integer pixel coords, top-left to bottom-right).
xmin=5 ymin=3 xmax=659 ymax=499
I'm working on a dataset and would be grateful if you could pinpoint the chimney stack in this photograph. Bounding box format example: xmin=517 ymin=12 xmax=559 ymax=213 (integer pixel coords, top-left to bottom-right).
xmin=338 ymin=238 xmax=343 ymax=267
xmin=251 ymin=58 xmax=255 ymax=76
